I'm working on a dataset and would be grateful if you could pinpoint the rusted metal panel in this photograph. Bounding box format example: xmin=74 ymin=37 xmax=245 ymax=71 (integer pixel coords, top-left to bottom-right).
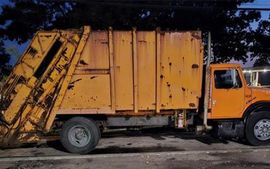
xmin=2 ymin=84 xmax=32 ymax=124
xmin=0 ymin=27 xmax=87 ymax=146
xmin=114 ymin=31 xmax=134 ymax=110
xmin=45 ymin=27 xmax=91 ymax=131
xmin=79 ymin=31 xmax=109 ymax=69
xmin=0 ymin=27 xmax=204 ymax=147
xmin=160 ymin=32 xmax=203 ymax=109
xmin=59 ymin=30 xmax=202 ymax=114
xmin=60 ymin=74 xmax=111 ymax=110
xmin=137 ymin=31 xmax=156 ymax=110
xmin=108 ymin=28 xmax=116 ymax=111
xmin=156 ymin=30 xmax=161 ymax=113
xmin=13 ymin=33 xmax=59 ymax=78
xmin=57 ymin=109 xmax=114 ymax=115
xmin=132 ymin=29 xmax=139 ymax=113
xmin=2 ymin=32 xmax=59 ymax=98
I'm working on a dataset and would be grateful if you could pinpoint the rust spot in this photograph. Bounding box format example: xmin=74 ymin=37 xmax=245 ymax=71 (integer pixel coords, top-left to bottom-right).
xmin=189 ymin=103 xmax=196 ymax=107
xmin=68 ymin=78 xmax=82 ymax=90
xmin=79 ymin=60 xmax=88 ymax=65
xmin=90 ymin=97 xmax=96 ymax=101
xmin=67 ymin=84 xmax=74 ymax=90
xmin=192 ymin=64 xmax=199 ymax=69
xmin=191 ymin=32 xmax=201 ymax=39
xmin=27 ymin=47 xmax=38 ymax=57
xmin=70 ymin=78 xmax=82 ymax=84
xmin=40 ymin=35 xmax=52 ymax=38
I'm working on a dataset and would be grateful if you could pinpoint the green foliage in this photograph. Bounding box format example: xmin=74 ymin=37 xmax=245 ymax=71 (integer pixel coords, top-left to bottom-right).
xmin=212 ymin=10 xmax=261 ymax=63
xmin=251 ymin=19 xmax=270 ymax=66
xmin=0 ymin=0 xmax=267 ymax=69
xmin=0 ymin=39 xmax=10 ymax=80
xmin=0 ymin=0 xmax=71 ymax=43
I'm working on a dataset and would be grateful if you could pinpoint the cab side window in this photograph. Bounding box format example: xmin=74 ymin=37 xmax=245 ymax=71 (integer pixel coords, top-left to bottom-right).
xmin=214 ymin=69 xmax=242 ymax=89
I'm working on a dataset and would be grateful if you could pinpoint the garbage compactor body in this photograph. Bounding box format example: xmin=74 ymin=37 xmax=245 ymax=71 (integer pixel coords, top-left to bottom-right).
xmin=0 ymin=26 xmax=203 ymax=146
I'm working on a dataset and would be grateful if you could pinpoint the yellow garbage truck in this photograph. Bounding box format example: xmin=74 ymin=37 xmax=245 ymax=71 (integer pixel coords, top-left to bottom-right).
xmin=0 ymin=26 xmax=270 ymax=154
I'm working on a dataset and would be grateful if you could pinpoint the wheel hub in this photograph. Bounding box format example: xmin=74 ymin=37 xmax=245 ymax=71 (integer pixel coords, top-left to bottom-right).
xmin=68 ymin=125 xmax=91 ymax=147
xmin=254 ymin=119 xmax=270 ymax=141
xmin=75 ymin=128 xmax=86 ymax=140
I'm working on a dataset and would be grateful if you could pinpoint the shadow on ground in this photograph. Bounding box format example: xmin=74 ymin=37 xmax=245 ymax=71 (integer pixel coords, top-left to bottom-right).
xmin=101 ymin=127 xmax=234 ymax=144
xmin=45 ymin=127 xmax=246 ymax=154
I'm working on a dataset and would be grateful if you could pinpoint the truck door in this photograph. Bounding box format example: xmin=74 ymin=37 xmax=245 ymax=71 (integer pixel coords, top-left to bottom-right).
xmin=210 ymin=67 xmax=245 ymax=119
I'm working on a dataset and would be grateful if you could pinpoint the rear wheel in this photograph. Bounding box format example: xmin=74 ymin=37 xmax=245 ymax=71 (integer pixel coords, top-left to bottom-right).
xmin=60 ymin=117 xmax=100 ymax=154
xmin=245 ymin=111 xmax=270 ymax=146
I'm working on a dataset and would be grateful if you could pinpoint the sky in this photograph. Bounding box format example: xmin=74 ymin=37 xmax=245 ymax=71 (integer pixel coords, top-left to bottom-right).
xmin=240 ymin=0 xmax=270 ymax=28
xmin=0 ymin=0 xmax=269 ymax=67
xmin=231 ymin=0 xmax=270 ymax=67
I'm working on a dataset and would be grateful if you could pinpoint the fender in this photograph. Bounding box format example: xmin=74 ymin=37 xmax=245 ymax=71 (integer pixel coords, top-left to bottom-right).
xmin=242 ymin=101 xmax=270 ymax=121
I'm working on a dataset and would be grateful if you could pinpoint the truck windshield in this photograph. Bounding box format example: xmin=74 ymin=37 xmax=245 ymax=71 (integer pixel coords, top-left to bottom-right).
xmin=214 ymin=69 xmax=242 ymax=89
xmin=243 ymin=71 xmax=270 ymax=87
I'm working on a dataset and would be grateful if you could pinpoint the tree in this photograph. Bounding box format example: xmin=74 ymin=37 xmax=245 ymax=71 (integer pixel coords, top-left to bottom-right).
xmin=252 ymin=17 xmax=270 ymax=67
xmin=211 ymin=10 xmax=260 ymax=63
xmin=0 ymin=0 xmax=263 ymax=70
xmin=0 ymin=0 xmax=70 ymax=78
xmin=0 ymin=1 xmax=71 ymax=43
xmin=0 ymin=38 xmax=10 ymax=80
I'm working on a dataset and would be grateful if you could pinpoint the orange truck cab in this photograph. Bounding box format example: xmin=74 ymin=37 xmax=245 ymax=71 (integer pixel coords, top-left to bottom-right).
xmin=208 ymin=63 xmax=270 ymax=146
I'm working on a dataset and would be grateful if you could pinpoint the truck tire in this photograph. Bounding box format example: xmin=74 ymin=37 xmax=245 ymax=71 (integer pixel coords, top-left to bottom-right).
xmin=245 ymin=111 xmax=270 ymax=146
xmin=60 ymin=117 xmax=100 ymax=154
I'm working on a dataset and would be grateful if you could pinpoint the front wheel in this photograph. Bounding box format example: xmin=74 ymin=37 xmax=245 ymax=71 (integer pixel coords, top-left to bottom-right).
xmin=245 ymin=111 xmax=270 ymax=146
xmin=60 ymin=117 xmax=100 ymax=154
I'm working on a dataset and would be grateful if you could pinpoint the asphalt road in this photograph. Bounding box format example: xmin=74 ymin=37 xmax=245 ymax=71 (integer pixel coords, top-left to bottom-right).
xmin=0 ymin=128 xmax=270 ymax=169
